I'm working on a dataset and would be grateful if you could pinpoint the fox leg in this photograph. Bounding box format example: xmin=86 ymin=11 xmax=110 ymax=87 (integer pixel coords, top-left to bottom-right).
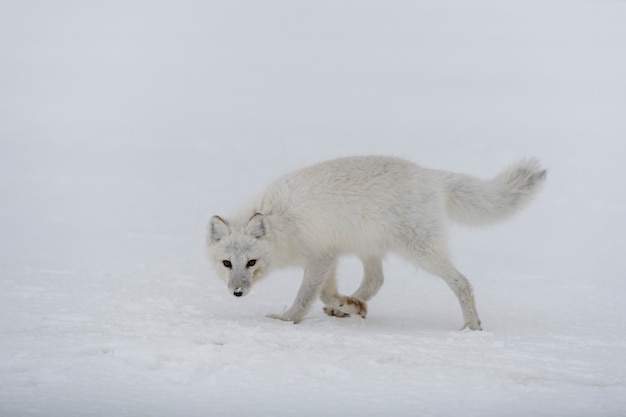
xmin=352 ymin=256 xmax=384 ymax=301
xmin=320 ymin=263 xmax=368 ymax=319
xmin=408 ymin=247 xmax=482 ymax=331
xmin=267 ymin=254 xmax=337 ymax=323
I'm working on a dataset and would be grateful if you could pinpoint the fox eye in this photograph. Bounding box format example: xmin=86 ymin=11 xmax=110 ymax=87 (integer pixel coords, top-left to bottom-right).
xmin=222 ymin=260 xmax=232 ymax=268
xmin=246 ymin=259 xmax=257 ymax=268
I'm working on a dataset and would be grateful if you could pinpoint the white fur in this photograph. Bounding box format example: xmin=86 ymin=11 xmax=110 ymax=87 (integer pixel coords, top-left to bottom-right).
xmin=207 ymin=155 xmax=547 ymax=330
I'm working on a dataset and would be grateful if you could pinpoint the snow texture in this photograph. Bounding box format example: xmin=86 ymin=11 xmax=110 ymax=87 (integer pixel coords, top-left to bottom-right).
xmin=1 ymin=1 xmax=626 ymax=416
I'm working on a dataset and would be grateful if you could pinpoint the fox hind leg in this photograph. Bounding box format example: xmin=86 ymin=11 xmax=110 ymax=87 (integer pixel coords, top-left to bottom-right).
xmin=398 ymin=225 xmax=482 ymax=330
xmin=412 ymin=249 xmax=482 ymax=330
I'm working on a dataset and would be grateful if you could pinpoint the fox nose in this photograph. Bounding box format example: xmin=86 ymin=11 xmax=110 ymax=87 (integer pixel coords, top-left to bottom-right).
xmin=233 ymin=287 xmax=243 ymax=297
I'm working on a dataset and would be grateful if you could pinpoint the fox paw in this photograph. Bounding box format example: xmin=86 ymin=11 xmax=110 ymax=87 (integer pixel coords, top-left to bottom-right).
xmin=461 ymin=319 xmax=483 ymax=331
xmin=334 ymin=297 xmax=367 ymax=318
xmin=323 ymin=306 xmax=351 ymax=318
xmin=266 ymin=313 xmax=303 ymax=324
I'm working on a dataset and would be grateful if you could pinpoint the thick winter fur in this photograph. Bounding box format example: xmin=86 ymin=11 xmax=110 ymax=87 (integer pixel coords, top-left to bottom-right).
xmin=207 ymin=156 xmax=546 ymax=330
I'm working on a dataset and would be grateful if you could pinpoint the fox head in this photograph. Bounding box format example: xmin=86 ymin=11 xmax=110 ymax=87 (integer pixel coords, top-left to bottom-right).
xmin=206 ymin=213 xmax=272 ymax=298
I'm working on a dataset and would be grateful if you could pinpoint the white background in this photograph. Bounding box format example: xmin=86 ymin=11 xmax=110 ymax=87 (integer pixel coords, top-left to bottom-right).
xmin=1 ymin=1 xmax=625 ymax=416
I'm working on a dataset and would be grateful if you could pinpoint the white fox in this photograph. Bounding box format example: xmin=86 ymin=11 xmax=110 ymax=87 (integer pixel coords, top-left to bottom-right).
xmin=207 ymin=156 xmax=546 ymax=330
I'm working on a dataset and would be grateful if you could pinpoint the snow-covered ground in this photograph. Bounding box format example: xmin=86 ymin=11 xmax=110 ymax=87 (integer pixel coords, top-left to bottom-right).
xmin=1 ymin=1 xmax=626 ymax=416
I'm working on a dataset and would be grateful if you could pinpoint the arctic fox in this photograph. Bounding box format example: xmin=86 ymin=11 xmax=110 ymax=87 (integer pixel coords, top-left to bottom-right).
xmin=207 ymin=155 xmax=546 ymax=330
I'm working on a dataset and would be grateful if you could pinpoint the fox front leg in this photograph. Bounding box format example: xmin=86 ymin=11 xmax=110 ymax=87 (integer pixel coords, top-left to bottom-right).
xmin=267 ymin=256 xmax=335 ymax=324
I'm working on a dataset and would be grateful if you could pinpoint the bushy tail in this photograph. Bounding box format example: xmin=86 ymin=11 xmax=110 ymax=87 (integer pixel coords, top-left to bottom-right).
xmin=442 ymin=158 xmax=547 ymax=225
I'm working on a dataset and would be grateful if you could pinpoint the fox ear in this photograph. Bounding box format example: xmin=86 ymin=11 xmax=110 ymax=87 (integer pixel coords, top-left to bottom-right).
xmin=208 ymin=215 xmax=230 ymax=244
xmin=246 ymin=213 xmax=267 ymax=239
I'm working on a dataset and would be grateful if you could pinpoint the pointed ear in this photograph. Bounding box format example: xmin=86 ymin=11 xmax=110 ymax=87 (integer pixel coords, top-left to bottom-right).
xmin=208 ymin=215 xmax=231 ymax=244
xmin=246 ymin=213 xmax=267 ymax=239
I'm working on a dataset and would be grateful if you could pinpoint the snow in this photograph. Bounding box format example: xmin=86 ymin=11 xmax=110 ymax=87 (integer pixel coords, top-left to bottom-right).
xmin=1 ymin=0 xmax=626 ymax=416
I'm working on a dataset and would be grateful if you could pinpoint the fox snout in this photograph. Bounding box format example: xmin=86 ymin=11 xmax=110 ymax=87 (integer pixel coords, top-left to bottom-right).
xmin=229 ymin=281 xmax=250 ymax=297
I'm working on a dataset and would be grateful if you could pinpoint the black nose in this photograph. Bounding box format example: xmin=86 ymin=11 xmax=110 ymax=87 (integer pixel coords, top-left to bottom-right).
xmin=233 ymin=290 xmax=243 ymax=297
